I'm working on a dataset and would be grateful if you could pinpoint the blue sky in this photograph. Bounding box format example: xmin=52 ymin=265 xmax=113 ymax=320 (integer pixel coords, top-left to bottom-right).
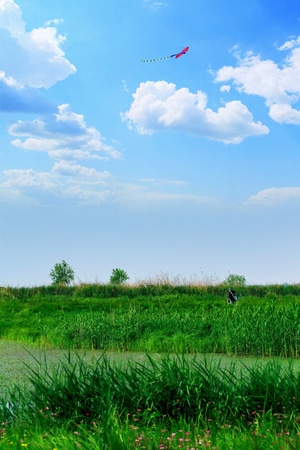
xmin=1 ymin=0 xmax=300 ymax=286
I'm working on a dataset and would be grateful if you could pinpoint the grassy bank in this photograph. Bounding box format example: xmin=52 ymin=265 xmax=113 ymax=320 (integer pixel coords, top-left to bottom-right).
xmin=1 ymin=284 xmax=300 ymax=356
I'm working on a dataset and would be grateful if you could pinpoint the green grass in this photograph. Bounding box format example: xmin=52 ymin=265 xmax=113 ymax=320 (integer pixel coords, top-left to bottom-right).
xmin=1 ymin=285 xmax=300 ymax=356
xmin=2 ymin=420 xmax=300 ymax=449
xmin=1 ymin=353 xmax=300 ymax=449
xmin=2 ymin=282 xmax=300 ymax=448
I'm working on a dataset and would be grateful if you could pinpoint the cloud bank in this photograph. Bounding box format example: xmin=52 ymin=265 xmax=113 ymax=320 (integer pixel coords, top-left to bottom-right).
xmin=8 ymin=104 xmax=122 ymax=160
xmin=121 ymin=81 xmax=269 ymax=144
xmin=0 ymin=0 xmax=76 ymax=88
xmin=215 ymin=36 xmax=300 ymax=124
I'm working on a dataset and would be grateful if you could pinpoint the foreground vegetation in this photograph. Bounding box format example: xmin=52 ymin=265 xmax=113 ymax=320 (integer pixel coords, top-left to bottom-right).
xmin=1 ymin=282 xmax=300 ymax=448
xmin=2 ymin=353 xmax=300 ymax=449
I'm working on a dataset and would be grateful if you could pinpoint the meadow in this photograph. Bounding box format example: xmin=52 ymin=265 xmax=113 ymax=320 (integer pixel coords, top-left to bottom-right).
xmin=1 ymin=282 xmax=300 ymax=449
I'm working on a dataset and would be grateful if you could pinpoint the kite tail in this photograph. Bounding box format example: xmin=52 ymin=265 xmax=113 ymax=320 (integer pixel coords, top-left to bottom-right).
xmin=140 ymin=55 xmax=171 ymax=62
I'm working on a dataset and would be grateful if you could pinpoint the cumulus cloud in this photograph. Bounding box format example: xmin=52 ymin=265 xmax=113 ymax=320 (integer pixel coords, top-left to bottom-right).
xmin=245 ymin=187 xmax=300 ymax=206
xmin=121 ymin=80 xmax=268 ymax=144
xmin=0 ymin=0 xmax=76 ymax=88
xmin=215 ymin=37 xmax=300 ymax=125
xmin=8 ymin=104 xmax=122 ymax=160
xmin=269 ymin=103 xmax=300 ymax=124
xmin=0 ymin=71 xmax=57 ymax=113
xmin=1 ymin=162 xmax=116 ymax=204
xmin=1 ymin=160 xmax=219 ymax=206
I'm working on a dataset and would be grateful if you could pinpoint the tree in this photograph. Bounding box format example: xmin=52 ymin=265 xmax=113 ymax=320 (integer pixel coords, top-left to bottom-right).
xmin=50 ymin=260 xmax=75 ymax=286
xmin=223 ymin=273 xmax=246 ymax=287
xmin=109 ymin=268 xmax=129 ymax=285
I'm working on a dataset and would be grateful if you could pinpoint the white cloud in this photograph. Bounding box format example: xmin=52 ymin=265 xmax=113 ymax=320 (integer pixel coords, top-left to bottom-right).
xmin=2 ymin=168 xmax=56 ymax=189
xmin=1 ymin=163 xmax=116 ymax=204
xmin=121 ymin=80 xmax=269 ymax=144
xmin=143 ymin=0 xmax=165 ymax=12
xmin=215 ymin=36 xmax=300 ymax=125
xmin=269 ymin=103 xmax=300 ymax=124
xmin=52 ymin=160 xmax=112 ymax=183
xmin=1 ymin=161 xmax=219 ymax=206
xmin=44 ymin=18 xmax=64 ymax=27
xmin=0 ymin=0 xmax=76 ymax=88
xmin=220 ymin=85 xmax=231 ymax=93
xmin=8 ymin=104 xmax=122 ymax=160
xmin=245 ymin=187 xmax=300 ymax=206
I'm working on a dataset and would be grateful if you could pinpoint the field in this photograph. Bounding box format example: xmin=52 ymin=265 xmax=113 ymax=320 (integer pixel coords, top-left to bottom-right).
xmin=1 ymin=283 xmax=300 ymax=449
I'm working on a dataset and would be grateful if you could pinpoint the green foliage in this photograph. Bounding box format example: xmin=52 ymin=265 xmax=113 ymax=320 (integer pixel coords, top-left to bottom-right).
xmin=223 ymin=273 xmax=246 ymax=287
xmin=109 ymin=268 xmax=129 ymax=285
xmin=3 ymin=353 xmax=300 ymax=437
xmin=2 ymin=289 xmax=300 ymax=356
xmin=50 ymin=260 xmax=75 ymax=286
xmin=3 ymin=282 xmax=300 ymax=301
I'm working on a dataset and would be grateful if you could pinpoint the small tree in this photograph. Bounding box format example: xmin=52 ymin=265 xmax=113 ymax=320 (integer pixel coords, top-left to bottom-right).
xmin=223 ymin=273 xmax=246 ymax=287
xmin=50 ymin=260 xmax=75 ymax=286
xmin=109 ymin=268 xmax=129 ymax=285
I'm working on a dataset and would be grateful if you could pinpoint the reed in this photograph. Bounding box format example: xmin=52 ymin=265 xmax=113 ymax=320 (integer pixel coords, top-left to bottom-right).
xmin=1 ymin=354 xmax=300 ymax=448
xmin=2 ymin=353 xmax=300 ymax=427
xmin=2 ymin=296 xmax=300 ymax=356
xmin=51 ymin=303 xmax=300 ymax=357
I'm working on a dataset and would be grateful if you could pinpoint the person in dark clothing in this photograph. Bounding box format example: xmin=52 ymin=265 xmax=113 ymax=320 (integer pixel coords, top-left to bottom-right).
xmin=227 ymin=289 xmax=238 ymax=304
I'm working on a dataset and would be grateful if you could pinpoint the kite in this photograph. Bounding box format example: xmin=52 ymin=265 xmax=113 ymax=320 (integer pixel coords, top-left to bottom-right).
xmin=141 ymin=46 xmax=189 ymax=62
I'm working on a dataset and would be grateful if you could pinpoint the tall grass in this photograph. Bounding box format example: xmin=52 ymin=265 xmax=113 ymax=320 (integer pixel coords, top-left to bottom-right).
xmin=2 ymin=285 xmax=300 ymax=356
xmin=45 ymin=303 xmax=300 ymax=357
xmin=3 ymin=282 xmax=300 ymax=301
xmin=2 ymin=301 xmax=300 ymax=357
xmin=1 ymin=354 xmax=300 ymax=448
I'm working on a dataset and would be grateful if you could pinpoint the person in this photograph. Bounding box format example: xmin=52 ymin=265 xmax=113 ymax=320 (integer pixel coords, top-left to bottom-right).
xmin=227 ymin=289 xmax=238 ymax=305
